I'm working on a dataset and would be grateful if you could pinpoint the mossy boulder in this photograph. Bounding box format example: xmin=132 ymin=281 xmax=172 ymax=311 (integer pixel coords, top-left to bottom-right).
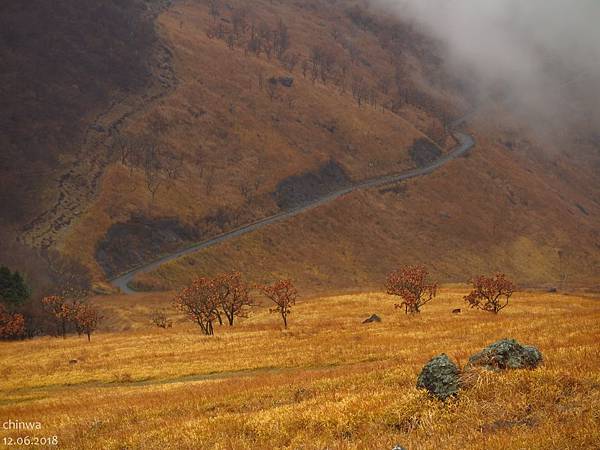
xmin=416 ymin=354 xmax=460 ymax=400
xmin=467 ymin=338 xmax=542 ymax=371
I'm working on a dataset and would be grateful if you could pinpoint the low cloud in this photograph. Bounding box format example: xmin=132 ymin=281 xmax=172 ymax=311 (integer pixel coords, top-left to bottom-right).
xmin=377 ymin=0 xmax=600 ymax=132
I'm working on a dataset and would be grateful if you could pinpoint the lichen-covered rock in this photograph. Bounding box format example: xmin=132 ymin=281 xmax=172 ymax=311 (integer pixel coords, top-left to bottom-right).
xmin=467 ymin=339 xmax=542 ymax=371
xmin=416 ymin=354 xmax=460 ymax=400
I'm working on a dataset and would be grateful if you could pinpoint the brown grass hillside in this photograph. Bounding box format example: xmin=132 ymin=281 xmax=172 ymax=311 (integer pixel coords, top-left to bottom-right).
xmin=133 ymin=108 xmax=600 ymax=294
xmin=1 ymin=289 xmax=599 ymax=449
xmin=1 ymin=0 xmax=598 ymax=290
xmin=58 ymin=0 xmax=459 ymax=280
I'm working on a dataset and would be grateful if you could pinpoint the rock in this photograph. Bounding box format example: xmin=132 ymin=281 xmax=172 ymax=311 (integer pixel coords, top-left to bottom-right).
xmin=90 ymin=123 xmax=105 ymax=133
xmin=452 ymin=308 xmax=461 ymax=314
xmin=278 ymin=76 xmax=294 ymax=87
xmin=392 ymin=446 xmax=407 ymax=450
xmin=416 ymin=354 xmax=460 ymax=400
xmin=467 ymin=339 xmax=543 ymax=371
xmin=362 ymin=314 xmax=382 ymax=323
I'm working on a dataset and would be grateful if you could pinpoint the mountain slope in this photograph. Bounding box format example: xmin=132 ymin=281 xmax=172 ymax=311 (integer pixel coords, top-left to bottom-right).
xmin=1 ymin=0 xmax=598 ymax=291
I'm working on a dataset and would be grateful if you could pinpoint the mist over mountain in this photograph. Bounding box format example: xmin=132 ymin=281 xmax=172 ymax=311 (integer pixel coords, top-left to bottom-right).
xmin=376 ymin=0 xmax=600 ymax=132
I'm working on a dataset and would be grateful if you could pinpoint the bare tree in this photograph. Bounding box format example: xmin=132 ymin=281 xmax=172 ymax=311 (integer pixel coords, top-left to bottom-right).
xmin=213 ymin=272 xmax=253 ymax=326
xmin=258 ymin=22 xmax=273 ymax=59
xmin=351 ymin=76 xmax=368 ymax=107
xmin=259 ymin=279 xmax=298 ymax=328
xmin=274 ymin=19 xmax=290 ymax=60
xmin=283 ymin=52 xmax=300 ymax=72
xmin=204 ymin=166 xmax=216 ymax=195
xmin=208 ymin=0 xmax=220 ymax=22
xmin=310 ymin=46 xmax=336 ymax=84
xmin=301 ymin=60 xmax=309 ymax=78
xmin=143 ymin=142 xmax=164 ymax=201
xmin=266 ymin=79 xmax=279 ymax=101
xmin=231 ymin=7 xmax=248 ymax=43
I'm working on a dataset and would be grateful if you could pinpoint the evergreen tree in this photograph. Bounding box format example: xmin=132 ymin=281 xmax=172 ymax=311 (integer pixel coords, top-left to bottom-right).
xmin=0 ymin=266 xmax=30 ymax=308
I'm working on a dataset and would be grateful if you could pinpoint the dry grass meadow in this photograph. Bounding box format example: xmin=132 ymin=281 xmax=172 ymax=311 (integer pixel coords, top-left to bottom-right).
xmin=1 ymin=287 xmax=599 ymax=449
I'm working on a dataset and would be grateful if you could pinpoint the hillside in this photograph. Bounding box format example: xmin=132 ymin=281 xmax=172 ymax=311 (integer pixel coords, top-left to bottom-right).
xmin=0 ymin=0 xmax=598 ymax=292
xmin=1 ymin=289 xmax=599 ymax=448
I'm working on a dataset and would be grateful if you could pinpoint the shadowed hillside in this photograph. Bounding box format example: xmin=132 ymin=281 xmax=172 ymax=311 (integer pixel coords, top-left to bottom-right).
xmin=0 ymin=0 xmax=169 ymax=225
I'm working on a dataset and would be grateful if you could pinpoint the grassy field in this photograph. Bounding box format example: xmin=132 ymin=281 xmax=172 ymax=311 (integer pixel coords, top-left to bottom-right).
xmin=1 ymin=288 xmax=599 ymax=449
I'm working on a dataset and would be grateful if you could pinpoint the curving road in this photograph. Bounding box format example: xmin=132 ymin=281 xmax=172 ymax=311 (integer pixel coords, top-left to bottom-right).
xmin=111 ymin=130 xmax=475 ymax=294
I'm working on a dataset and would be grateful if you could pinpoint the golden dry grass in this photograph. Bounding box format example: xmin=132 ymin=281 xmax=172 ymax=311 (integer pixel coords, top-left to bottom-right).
xmin=1 ymin=288 xmax=599 ymax=449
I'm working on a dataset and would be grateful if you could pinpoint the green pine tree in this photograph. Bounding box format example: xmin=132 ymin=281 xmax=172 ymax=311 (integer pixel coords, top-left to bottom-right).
xmin=0 ymin=266 xmax=31 ymax=307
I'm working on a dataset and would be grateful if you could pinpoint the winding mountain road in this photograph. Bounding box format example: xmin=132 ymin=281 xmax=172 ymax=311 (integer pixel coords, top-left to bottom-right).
xmin=111 ymin=129 xmax=475 ymax=294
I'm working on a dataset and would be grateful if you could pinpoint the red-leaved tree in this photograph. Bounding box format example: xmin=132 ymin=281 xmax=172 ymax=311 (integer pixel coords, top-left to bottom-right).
xmin=214 ymin=272 xmax=253 ymax=326
xmin=386 ymin=265 xmax=437 ymax=314
xmin=259 ymin=279 xmax=297 ymax=328
xmin=0 ymin=304 xmax=25 ymax=340
xmin=73 ymin=303 xmax=103 ymax=341
xmin=173 ymin=277 xmax=219 ymax=335
xmin=464 ymin=273 xmax=515 ymax=313
xmin=41 ymin=295 xmax=74 ymax=338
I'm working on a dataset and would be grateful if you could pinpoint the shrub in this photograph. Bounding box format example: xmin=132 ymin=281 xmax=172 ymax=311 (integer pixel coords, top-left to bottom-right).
xmin=0 ymin=266 xmax=30 ymax=308
xmin=259 ymin=279 xmax=298 ymax=328
xmin=0 ymin=304 xmax=25 ymax=339
xmin=386 ymin=265 xmax=437 ymax=314
xmin=213 ymin=272 xmax=253 ymax=326
xmin=72 ymin=303 xmax=103 ymax=341
xmin=464 ymin=273 xmax=515 ymax=313
xmin=173 ymin=277 xmax=219 ymax=335
xmin=150 ymin=309 xmax=173 ymax=329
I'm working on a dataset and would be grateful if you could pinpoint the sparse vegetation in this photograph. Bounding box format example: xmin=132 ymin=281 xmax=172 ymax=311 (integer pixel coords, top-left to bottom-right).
xmin=259 ymin=279 xmax=298 ymax=328
xmin=150 ymin=308 xmax=173 ymax=329
xmin=464 ymin=273 xmax=515 ymax=314
xmin=0 ymin=289 xmax=598 ymax=449
xmin=0 ymin=266 xmax=30 ymax=308
xmin=173 ymin=277 xmax=219 ymax=336
xmin=213 ymin=272 xmax=253 ymax=326
xmin=386 ymin=265 xmax=438 ymax=314
xmin=0 ymin=304 xmax=25 ymax=340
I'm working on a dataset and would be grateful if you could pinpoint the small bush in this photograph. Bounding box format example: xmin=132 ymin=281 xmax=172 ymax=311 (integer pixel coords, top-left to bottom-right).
xmin=150 ymin=309 xmax=172 ymax=329
xmin=386 ymin=265 xmax=437 ymax=314
xmin=464 ymin=273 xmax=515 ymax=313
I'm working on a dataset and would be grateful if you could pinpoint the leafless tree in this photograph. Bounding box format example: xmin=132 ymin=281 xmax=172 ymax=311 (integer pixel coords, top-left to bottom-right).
xmin=143 ymin=143 xmax=164 ymax=201
xmin=351 ymin=76 xmax=368 ymax=107
xmin=301 ymin=60 xmax=309 ymax=78
xmin=204 ymin=166 xmax=216 ymax=195
xmin=310 ymin=46 xmax=336 ymax=84
xmin=231 ymin=7 xmax=248 ymax=43
xmin=266 ymin=79 xmax=278 ymax=101
xmin=258 ymin=22 xmax=273 ymax=59
xmin=208 ymin=0 xmax=220 ymax=22
xmin=274 ymin=19 xmax=290 ymax=60
xmin=283 ymin=52 xmax=300 ymax=72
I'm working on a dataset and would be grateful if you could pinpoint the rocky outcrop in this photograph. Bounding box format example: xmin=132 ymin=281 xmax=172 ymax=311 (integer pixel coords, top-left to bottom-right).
xmin=416 ymin=354 xmax=460 ymax=400
xmin=467 ymin=339 xmax=543 ymax=371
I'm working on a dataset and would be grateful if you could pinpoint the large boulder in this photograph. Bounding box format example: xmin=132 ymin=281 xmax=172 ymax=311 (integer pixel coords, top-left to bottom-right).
xmin=416 ymin=354 xmax=460 ymax=400
xmin=467 ymin=339 xmax=542 ymax=371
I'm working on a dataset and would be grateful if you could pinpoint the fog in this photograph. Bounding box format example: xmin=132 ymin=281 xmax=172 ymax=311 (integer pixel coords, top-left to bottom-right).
xmin=376 ymin=0 xmax=600 ymax=131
